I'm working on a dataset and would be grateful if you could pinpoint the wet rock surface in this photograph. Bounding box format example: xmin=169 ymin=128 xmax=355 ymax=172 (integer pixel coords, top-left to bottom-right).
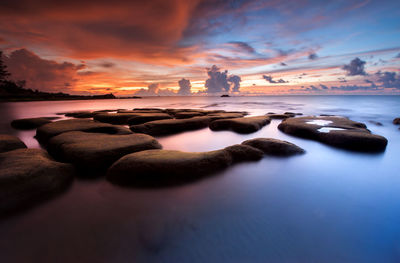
xmin=0 ymin=134 xmax=27 ymax=153
xmin=209 ymin=116 xmax=271 ymax=134
xmin=393 ymin=118 xmax=400 ymax=125
xmin=278 ymin=116 xmax=388 ymax=152
xmin=36 ymin=119 xmax=132 ymax=143
xmin=242 ymin=138 xmax=305 ymax=156
xmin=47 ymin=131 xmax=161 ymax=171
xmin=0 ymin=149 xmax=74 ymax=215
xmin=11 ymin=117 xmax=59 ymax=130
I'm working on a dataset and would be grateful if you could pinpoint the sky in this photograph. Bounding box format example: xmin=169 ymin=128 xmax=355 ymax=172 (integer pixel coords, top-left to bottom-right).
xmin=0 ymin=0 xmax=400 ymax=96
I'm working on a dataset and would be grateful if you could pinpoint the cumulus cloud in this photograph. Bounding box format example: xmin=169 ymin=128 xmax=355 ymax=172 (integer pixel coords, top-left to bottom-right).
xmin=308 ymin=53 xmax=318 ymax=60
xmin=375 ymin=71 xmax=400 ymax=89
xmin=227 ymin=75 xmax=241 ymax=92
xmin=4 ymin=48 xmax=84 ymax=92
xmin=133 ymin=83 xmax=175 ymax=96
xmin=262 ymin=75 xmax=288 ymax=83
xmin=178 ymin=78 xmax=191 ymax=95
xmin=205 ymin=65 xmax=241 ymax=93
xmin=342 ymin=57 xmax=367 ymax=76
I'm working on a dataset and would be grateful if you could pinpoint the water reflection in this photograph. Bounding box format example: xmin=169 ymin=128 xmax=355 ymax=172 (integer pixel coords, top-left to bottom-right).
xmin=1 ymin=96 xmax=400 ymax=262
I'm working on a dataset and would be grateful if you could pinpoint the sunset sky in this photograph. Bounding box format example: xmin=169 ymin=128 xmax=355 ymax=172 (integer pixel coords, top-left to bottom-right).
xmin=1 ymin=0 xmax=399 ymax=95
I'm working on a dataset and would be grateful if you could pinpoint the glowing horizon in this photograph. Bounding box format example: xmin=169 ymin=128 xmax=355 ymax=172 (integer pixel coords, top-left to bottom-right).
xmin=1 ymin=0 xmax=399 ymax=96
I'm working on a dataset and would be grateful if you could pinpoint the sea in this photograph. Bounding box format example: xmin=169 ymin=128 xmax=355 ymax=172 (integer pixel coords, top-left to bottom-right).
xmin=0 ymin=95 xmax=400 ymax=263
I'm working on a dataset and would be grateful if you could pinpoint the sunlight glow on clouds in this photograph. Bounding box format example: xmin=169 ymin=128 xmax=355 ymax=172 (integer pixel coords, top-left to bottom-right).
xmin=1 ymin=0 xmax=399 ymax=95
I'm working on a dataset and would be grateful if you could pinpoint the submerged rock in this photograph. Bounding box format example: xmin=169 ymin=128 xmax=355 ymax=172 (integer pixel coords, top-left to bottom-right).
xmin=47 ymin=131 xmax=161 ymax=171
xmin=130 ymin=116 xmax=212 ymax=136
xmin=278 ymin=116 xmax=387 ymax=152
xmin=0 ymin=149 xmax=74 ymax=214
xmin=393 ymin=118 xmax=400 ymax=125
xmin=36 ymin=119 xmax=132 ymax=143
xmin=242 ymin=138 xmax=305 ymax=156
xmin=0 ymin=134 xmax=27 ymax=153
xmin=209 ymin=116 xmax=271 ymax=134
xmin=11 ymin=117 xmax=58 ymax=130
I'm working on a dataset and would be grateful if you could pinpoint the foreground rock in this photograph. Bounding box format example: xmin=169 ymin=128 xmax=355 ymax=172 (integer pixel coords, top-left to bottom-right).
xmin=36 ymin=119 xmax=132 ymax=143
xmin=0 ymin=149 xmax=74 ymax=214
xmin=393 ymin=118 xmax=400 ymax=125
xmin=130 ymin=116 xmax=212 ymax=136
xmin=107 ymin=144 xmax=262 ymax=187
xmin=0 ymin=134 xmax=27 ymax=153
xmin=47 ymin=131 xmax=161 ymax=171
xmin=242 ymin=138 xmax=305 ymax=156
xmin=209 ymin=116 xmax=271 ymax=134
xmin=11 ymin=117 xmax=58 ymax=130
xmin=278 ymin=116 xmax=388 ymax=152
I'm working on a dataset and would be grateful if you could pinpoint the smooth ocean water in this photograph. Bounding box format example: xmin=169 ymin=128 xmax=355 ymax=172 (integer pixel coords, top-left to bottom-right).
xmin=0 ymin=96 xmax=400 ymax=263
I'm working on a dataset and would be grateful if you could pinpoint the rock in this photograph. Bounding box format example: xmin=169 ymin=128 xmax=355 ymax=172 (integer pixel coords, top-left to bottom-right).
xmin=58 ymin=111 xmax=95 ymax=118
xmin=0 ymin=134 xmax=27 ymax=153
xmin=93 ymin=113 xmax=143 ymax=124
xmin=107 ymin=149 xmax=232 ymax=186
xmin=369 ymin=121 xmax=383 ymax=126
xmin=0 ymin=149 xmax=74 ymax=214
xmin=133 ymin=108 xmax=166 ymax=113
xmin=267 ymin=112 xmax=296 ymax=119
xmin=209 ymin=116 xmax=271 ymax=134
xmin=207 ymin=112 xmax=247 ymax=120
xmin=127 ymin=113 xmax=173 ymax=125
xmin=47 ymin=131 xmax=161 ymax=171
xmin=284 ymin=112 xmax=302 ymax=116
xmin=242 ymin=138 xmax=305 ymax=156
xmin=10 ymin=117 xmax=58 ymax=130
xmin=174 ymin=111 xmax=205 ymax=119
xmin=224 ymin=144 xmax=264 ymax=162
xmin=130 ymin=116 xmax=212 ymax=136
xmin=278 ymin=116 xmax=388 ymax=152
xmin=393 ymin=118 xmax=400 ymax=125
xmin=36 ymin=119 xmax=132 ymax=143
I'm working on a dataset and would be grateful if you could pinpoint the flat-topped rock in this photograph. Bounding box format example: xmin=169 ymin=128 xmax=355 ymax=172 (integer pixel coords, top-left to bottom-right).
xmin=278 ymin=116 xmax=387 ymax=152
xmin=133 ymin=108 xmax=166 ymax=113
xmin=0 ymin=134 xmax=27 ymax=153
xmin=209 ymin=116 xmax=271 ymax=134
xmin=58 ymin=111 xmax=96 ymax=118
xmin=242 ymin=138 xmax=305 ymax=156
xmin=47 ymin=131 xmax=161 ymax=171
xmin=393 ymin=118 xmax=400 ymax=125
xmin=130 ymin=116 xmax=212 ymax=136
xmin=107 ymin=144 xmax=262 ymax=187
xmin=127 ymin=113 xmax=172 ymax=125
xmin=36 ymin=119 xmax=132 ymax=143
xmin=11 ymin=117 xmax=58 ymax=130
xmin=0 ymin=149 xmax=73 ymax=214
